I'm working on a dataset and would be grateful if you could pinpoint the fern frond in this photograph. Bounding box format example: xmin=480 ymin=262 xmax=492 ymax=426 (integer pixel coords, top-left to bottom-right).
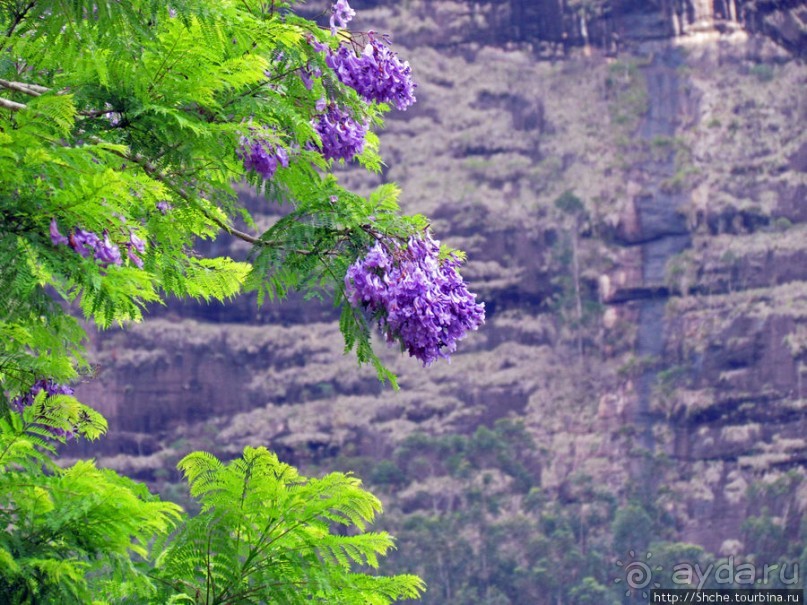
xmin=155 ymin=447 xmax=423 ymax=603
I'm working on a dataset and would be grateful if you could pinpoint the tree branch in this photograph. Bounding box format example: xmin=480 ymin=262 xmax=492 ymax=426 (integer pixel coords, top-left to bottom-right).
xmin=0 ymin=97 xmax=26 ymax=111
xmin=86 ymin=137 xmax=354 ymax=257
xmin=87 ymin=136 xmax=272 ymax=247
xmin=0 ymin=2 xmax=36 ymax=54
xmin=79 ymin=108 xmax=119 ymax=118
xmin=0 ymin=79 xmax=47 ymax=96
xmin=0 ymin=79 xmax=130 ymax=119
xmin=0 ymin=80 xmax=129 ymax=120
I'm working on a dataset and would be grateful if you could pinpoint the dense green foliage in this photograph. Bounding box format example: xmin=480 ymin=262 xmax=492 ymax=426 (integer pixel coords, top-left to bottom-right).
xmin=0 ymin=0 xmax=432 ymax=393
xmin=154 ymin=448 xmax=423 ymax=604
xmin=0 ymin=414 xmax=423 ymax=603
xmin=0 ymin=0 xmax=439 ymax=601
xmin=316 ymin=422 xmax=807 ymax=604
xmin=0 ymin=408 xmax=181 ymax=603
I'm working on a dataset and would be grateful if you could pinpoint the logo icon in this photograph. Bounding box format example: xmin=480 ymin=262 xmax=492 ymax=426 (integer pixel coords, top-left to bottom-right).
xmin=613 ymin=550 xmax=662 ymax=598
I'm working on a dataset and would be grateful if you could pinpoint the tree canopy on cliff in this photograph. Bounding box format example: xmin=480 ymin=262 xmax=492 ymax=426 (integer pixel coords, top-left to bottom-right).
xmin=0 ymin=0 xmax=485 ymax=601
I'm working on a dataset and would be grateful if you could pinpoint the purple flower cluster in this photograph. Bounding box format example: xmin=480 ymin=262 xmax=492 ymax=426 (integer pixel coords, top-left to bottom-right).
xmin=12 ymin=379 xmax=77 ymax=440
xmin=345 ymin=234 xmax=485 ymax=366
xmin=312 ymin=2 xmax=416 ymax=110
xmin=324 ymin=36 xmax=417 ymax=111
xmin=50 ymin=219 xmax=145 ymax=268
xmin=330 ymin=0 xmax=356 ymax=34
xmin=126 ymin=231 xmax=146 ymax=268
xmin=238 ymin=135 xmax=289 ymax=180
xmin=50 ymin=219 xmax=123 ymax=267
xmin=312 ymin=104 xmax=367 ymax=161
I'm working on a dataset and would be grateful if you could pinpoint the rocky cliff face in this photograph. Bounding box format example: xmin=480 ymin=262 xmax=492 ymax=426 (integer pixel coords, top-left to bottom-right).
xmin=347 ymin=1 xmax=805 ymax=57
xmin=66 ymin=0 xmax=807 ymax=559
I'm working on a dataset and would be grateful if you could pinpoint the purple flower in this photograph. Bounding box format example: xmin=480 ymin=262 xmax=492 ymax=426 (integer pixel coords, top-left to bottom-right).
xmin=330 ymin=0 xmax=356 ymax=35
xmin=275 ymin=145 xmax=289 ymax=168
xmin=128 ymin=231 xmax=146 ymax=254
xmin=312 ymin=104 xmax=367 ymax=161
xmin=323 ymin=36 xmax=416 ymax=111
xmin=93 ymin=231 xmax=123 ymax=267
xmin=50 ymin=221 xmax=133 ymax=268
xmin=103 ymin=103 xmax=122 ymax=127
xmin=298 ymin=63 xmax=322 ymax=90
xmin=50 ymin=218 xmax=69 ymax=246
xmin=127 ymin=250 xmax=143 ymax=269
xmin=71 ymin=228 xmax=100 ymax=258
xmin=345 ymin=233 xmax=485 ymax=366
xmin=309 ymin=36 xmax=330 ymax=54
xmin=156 ymin=201 xmax=172 ymax=214
xmin=57 ymin=226 xmax=125 ymax=267
xmin=299 ymin=68 xmax=314 ymax=90
xmin=125 ymin=231 xmax=146 ymax=268
xmin=238 ymin=131 xmax=290 ymax=180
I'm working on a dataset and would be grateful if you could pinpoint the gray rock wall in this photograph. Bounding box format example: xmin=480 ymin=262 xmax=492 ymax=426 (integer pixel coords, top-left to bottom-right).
xmin=65 ymin=0 xmax=807 ymax=555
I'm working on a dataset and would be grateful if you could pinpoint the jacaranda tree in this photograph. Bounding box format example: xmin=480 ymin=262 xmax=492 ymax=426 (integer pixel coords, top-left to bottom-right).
xmin=0 ymin=0 xmax=484 ymax=602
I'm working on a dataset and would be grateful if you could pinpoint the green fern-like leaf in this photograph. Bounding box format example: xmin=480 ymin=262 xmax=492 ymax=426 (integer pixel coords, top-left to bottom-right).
xmin=155 ymin=447 xmax=423 ymax=604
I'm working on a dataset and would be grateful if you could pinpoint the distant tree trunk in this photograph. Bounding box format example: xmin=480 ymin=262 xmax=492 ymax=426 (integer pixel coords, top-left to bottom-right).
xmin=437 ymin=551 xmax=451 ymax=602
xmin=571 ymin=226 xmax=584 ymax=363
xmin=580 ymin=12 xmax=591 ymax=56
xmin=728 ymin=0 xmax=738 ymax=22
xmin=559 ymin=0 xmax=570 ymax=57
